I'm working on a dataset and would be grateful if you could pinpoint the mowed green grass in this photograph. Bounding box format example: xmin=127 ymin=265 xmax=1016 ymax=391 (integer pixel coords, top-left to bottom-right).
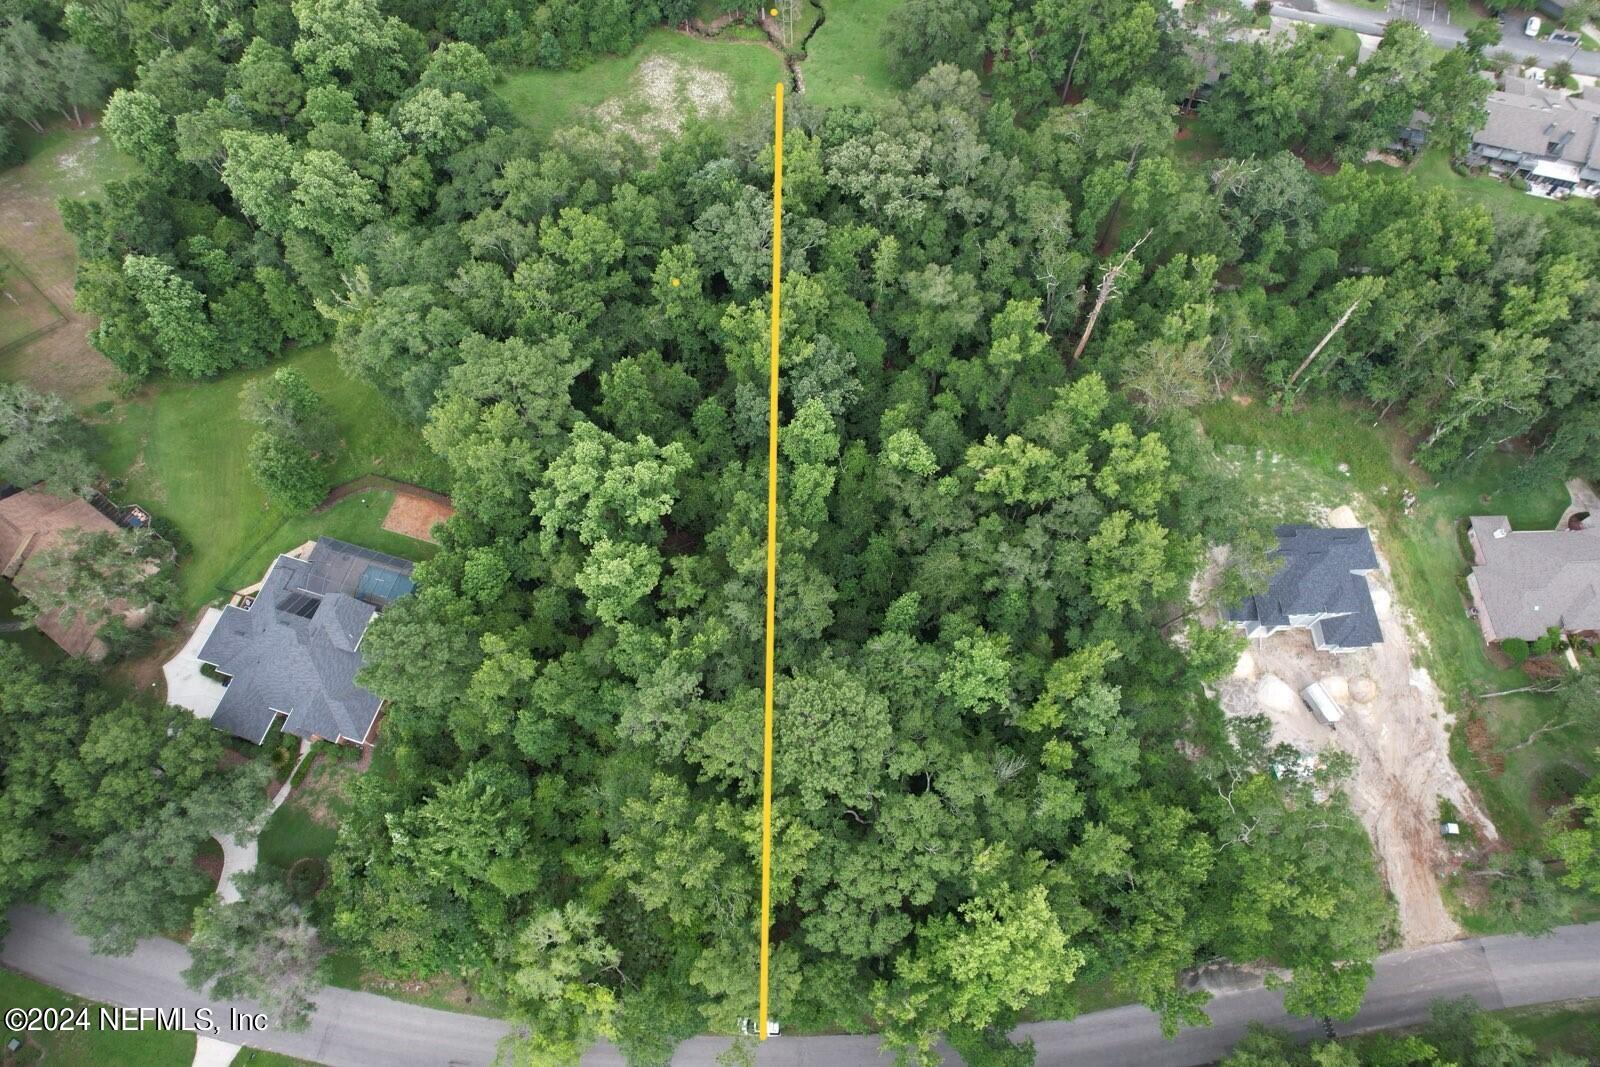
xmin=234 ymin=1049 xmax=323 ymax=1067
xmin=258 ymin=796 xmax=341 ymax=872
xmin=802 ymin=0 xmax=902 ymax=110
xmin=1394 ymin=149 xmax=1566 ymax=219
xmin=93 ymin=344 xmax=446 ymax=610
xmin=496 ymin=30 xmax=786 ymax=142
xmin=0 ymin=967 xmax=197 ymax=1066
xmin=1200 ymin=396 xmax=1600 ymax=926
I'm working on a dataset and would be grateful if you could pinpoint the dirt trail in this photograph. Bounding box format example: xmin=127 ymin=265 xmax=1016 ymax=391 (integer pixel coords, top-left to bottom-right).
xmin=1211 ymin=504 xmax=1496 ymax=948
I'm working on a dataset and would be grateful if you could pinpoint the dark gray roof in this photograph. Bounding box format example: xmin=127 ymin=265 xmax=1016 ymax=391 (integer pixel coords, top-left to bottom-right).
xmin=197 ymin=538 xmax=413 ymax=744
xmin=1230 ymin=525 xmax=1382 ymax=648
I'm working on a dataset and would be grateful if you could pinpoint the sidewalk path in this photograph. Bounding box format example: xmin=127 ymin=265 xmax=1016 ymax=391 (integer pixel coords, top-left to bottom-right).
xmin=217 ymin=740 xmax=310 ymax=903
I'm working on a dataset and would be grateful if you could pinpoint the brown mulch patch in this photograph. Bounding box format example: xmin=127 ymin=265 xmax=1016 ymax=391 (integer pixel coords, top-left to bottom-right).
xmin=193 ymin=839 xmax=224 ymax=889
xmin=1464 ymin=712 xmax=1506 ymax=775
xmin=1291 ymin=146 xmax=1340 ymax=175
xmin=383 ymin=490 xmax=454 ymax=543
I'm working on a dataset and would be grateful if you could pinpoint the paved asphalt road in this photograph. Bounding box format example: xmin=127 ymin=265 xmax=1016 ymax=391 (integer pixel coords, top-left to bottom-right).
xmin=1267 ymin=0 xmax=1600 ymax=75
xmin=4 ymin=906 xmax=1599 ymax=1065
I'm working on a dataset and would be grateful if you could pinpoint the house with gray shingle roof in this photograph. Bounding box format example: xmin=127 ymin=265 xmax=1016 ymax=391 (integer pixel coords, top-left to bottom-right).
xmin=1467 ymin=516 xmax=1600 ymax=644
xmin=197 ymin=537 xmax=415 ymax=746
xmin=1229 ymin=525 xmax=1384 ymax=654
xmin=1468 ymin=86 xmax=1600 ymax=194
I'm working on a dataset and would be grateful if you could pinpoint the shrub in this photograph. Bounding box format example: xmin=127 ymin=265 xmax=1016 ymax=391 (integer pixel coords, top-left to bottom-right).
xmin=1530 ymin=626 xmax=1563 ymax=657
xmin=1509 ymin=175 xmax=1530 ymax=191
xmin=286 ymin=858 xmax=327 ymax=902
xmin=1502 ymin=637 xmax=1530 ymax=663
xmin=1535 ymin=763 xmax=1588 ymax=811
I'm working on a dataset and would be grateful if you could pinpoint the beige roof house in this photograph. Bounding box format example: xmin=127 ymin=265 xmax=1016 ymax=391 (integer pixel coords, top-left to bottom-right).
xmin=1467 ymin=514 xmax=1600 ymax=643
xmin=0 ymin=488 xmax=136 ymax=659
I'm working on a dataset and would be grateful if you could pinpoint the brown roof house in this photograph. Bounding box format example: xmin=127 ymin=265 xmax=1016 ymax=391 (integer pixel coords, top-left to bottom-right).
xmin=0 ymin=488 xmax=147 ymax=658
xmin=1468 ymin=513 xmax=1600 ymax=644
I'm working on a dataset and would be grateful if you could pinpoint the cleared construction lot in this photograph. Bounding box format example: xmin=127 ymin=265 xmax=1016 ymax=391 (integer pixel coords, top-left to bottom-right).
xmin=1209 ymin=506 xmax=1497 ymax=947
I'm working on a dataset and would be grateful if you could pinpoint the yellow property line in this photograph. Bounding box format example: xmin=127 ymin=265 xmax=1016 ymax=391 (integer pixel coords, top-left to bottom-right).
xmin=758 ymin=81 xmax=783 ymax=1042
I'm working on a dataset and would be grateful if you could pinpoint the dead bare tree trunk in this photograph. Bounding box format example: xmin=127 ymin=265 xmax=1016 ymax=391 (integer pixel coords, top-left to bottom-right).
xmin=1509 ymin=718 xmax=1579 ymax=752
xmin=1286 ymin=297 xmax=1361 ymax=391
xmin=1061 ymin=32 xmax=1087 ymax=103
xmin=1070 ymin=230 xmax=1150 ymax=363
xmin=1477 ymin=683 xmax=1564 ymax=698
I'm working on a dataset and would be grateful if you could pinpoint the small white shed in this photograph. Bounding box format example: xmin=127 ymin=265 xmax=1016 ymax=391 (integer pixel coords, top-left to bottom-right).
xmin=1300 ymin=681 xmax=1344 ymax=725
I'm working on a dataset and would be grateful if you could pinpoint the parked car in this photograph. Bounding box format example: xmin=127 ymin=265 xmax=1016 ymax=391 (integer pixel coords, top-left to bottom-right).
xmin=1524 ymin=15 xmax=1542 ymax=36
xmin=1551 ymin=30 xmax=1580 ymax=44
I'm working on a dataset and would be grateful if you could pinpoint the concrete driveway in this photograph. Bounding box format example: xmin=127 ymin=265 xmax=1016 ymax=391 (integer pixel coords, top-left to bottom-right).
xmin=163 ymin=608 xmax=226 ymax=719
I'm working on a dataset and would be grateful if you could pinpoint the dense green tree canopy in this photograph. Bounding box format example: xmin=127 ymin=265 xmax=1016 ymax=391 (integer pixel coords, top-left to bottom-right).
xmin=14 ymin=0 xmax=1600 ymax=1059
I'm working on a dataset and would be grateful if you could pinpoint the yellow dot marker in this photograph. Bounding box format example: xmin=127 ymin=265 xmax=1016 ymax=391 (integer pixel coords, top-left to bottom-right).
xmin=670 ymin=277 xmax=681 ymax=287
xmin=758 ymin=81 xmax=783 ymax=1045
xmin=770 ymin=7 xmax=778 ymax=15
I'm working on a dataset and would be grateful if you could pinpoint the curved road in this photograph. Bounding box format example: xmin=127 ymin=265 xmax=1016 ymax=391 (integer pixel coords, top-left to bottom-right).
xmin=3 ymin=906 xmax=1598 ymax=1066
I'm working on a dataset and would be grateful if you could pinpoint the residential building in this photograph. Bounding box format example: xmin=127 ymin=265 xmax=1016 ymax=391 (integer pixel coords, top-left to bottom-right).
xmin=0 ymin=487 xmax=145 ymax=658
xmin=1229 ymin=525 xmax=1384 ymax=654
xmin=1467 ymin=515 xmax=1600 ymax=643
xmin=1467 ymin=84 xmax=1600 ymax=195
xmin=196 ymin=537 xmax=415 ymax=746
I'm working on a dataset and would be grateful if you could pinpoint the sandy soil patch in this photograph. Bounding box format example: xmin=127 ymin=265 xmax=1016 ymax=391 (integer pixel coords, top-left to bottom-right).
xmin=595 ymin=56 xmax=733 ymax=147
xmin=1209 ymin=504 xmax=1497 ymax=948
xmin=382 ymin=490 xmax=453 ymax=543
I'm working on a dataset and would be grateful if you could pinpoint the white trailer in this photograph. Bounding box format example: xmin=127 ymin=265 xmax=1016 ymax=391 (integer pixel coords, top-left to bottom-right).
xmin=1300 ymin=681 xmax=1344 ymax=726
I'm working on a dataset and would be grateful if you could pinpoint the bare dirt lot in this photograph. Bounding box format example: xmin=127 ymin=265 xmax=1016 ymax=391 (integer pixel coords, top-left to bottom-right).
xmin=0 ymin=124 xmax=130 ymax=404
xmin=1210 ymin=505 xmax=1497 ymax=947
xmin=382 ymin=490 xmax=454 ymax=543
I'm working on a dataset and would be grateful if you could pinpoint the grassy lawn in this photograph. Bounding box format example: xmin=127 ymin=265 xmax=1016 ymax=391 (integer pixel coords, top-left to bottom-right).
xmin=1175 ymin=114 xmax=1225 ymax=165
xmin=1198 ymin=395 xmax=1600 ymax=926
xmin=496 ymin=30 xmax=785 ymax=143
xmin=234 ymin=1050 xmax=323 ymax=1067
xmin=1324 ymin=26 xmax=1363 ymax=65
xmin=1397 ymin=149 xmax=1567 ymax=219
xmin=801 ymin=0 xmax=902 ymax=111
xmin=257 ymin=746 xmax=356 ymax=874
xmin=0 ymin=968 xmax=197 ymax=1067
xmin=1505 ymin=1001 xmax=1600 ymax=1060
xmin=93 ymin=344 xmax=444 ymax=611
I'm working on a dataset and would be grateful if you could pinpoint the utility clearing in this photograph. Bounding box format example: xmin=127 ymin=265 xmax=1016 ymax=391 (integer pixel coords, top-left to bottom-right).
xmin=1208 ymin=504 xmax=1496 ymax=947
